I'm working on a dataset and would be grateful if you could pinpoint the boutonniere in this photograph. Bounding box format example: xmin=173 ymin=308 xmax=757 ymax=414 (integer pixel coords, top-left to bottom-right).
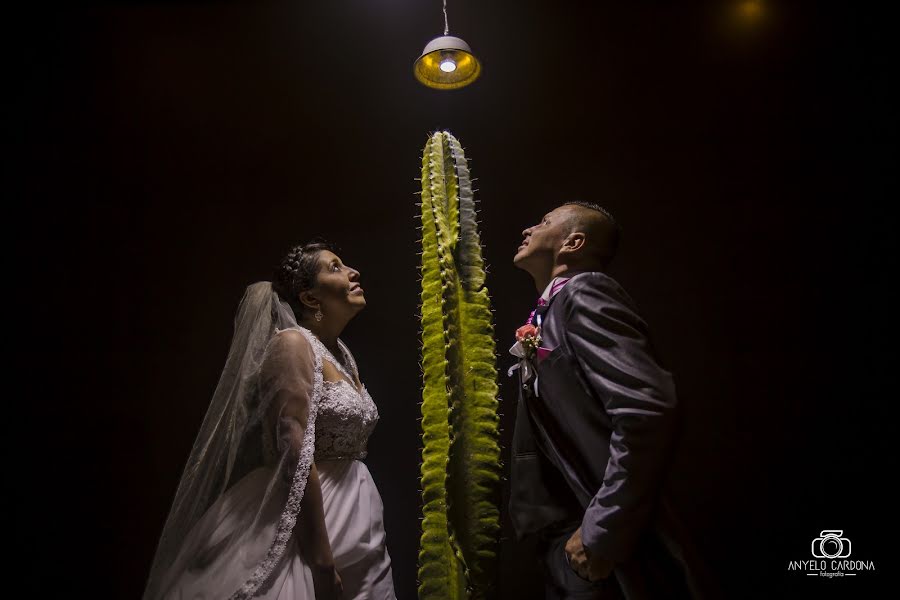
xmin=515 ymin=323 xmax=542 ymax=358
xmin=508 ymin=322 xmax=542 ymax=385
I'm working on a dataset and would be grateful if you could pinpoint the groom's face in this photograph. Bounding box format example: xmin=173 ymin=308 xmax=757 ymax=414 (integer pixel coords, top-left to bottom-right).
xmin=513 ymin=206 xmax=574 ymax=272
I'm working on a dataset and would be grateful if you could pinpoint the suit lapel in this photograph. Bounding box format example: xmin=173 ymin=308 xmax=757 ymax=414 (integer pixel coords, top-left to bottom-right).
xmin=534 ymin=284 xmax=564 ymax=329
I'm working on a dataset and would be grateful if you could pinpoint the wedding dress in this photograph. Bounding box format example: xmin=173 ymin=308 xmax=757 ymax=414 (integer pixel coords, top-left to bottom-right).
xmin=144 ymin=283 xmax=395 ymax=599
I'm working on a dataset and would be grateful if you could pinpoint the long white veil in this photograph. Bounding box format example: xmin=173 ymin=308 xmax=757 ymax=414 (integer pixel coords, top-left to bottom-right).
xmin=144 ymin=282 xmax=321 ymax=599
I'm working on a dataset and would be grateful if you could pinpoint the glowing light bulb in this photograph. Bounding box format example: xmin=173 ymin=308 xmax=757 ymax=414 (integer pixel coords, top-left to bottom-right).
xmin=439 ymin=58 xmax=457 ymax=73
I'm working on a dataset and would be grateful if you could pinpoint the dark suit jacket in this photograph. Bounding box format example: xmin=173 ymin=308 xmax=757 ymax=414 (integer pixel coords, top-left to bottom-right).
xmin=509 ymin=271 xmax=714 ymax=599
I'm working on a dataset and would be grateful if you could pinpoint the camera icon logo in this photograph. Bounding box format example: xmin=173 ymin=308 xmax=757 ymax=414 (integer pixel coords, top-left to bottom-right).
xmin=811 ymin=530 xmax=852 ymax=559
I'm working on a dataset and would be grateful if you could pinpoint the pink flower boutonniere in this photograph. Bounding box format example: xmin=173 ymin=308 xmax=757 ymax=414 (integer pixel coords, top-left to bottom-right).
xmin=508 ymin=322 xmax=542 ymax=385
xmin=515 ymin=323 xmax=542 ymax=358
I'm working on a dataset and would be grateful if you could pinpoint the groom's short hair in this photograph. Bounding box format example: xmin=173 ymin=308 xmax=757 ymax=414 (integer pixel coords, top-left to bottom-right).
xmin=561 ymin=201 xmax=621 ymax=268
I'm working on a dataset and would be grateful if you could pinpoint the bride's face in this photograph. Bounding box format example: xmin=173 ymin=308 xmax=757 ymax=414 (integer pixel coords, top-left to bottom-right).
xmin=307 ymin=250 xmax=366 ymax=318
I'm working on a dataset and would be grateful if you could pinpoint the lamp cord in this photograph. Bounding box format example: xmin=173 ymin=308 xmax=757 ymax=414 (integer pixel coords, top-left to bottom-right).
xmin=443 ymin=0 xmax=449 ymax=35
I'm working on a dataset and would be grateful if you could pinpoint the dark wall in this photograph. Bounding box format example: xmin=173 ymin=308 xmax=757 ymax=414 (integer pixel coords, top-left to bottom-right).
xmin=15 ymin=1 xmax=892 ymax=598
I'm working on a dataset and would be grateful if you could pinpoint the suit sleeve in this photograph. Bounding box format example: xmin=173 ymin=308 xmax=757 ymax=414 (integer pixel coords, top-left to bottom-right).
xmin=564 ymin=273 xmax=679 ymax=563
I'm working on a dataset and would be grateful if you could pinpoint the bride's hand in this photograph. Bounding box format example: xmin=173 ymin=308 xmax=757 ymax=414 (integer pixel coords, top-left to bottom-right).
xmin=312 ymin=564 xmax=343 ymax=600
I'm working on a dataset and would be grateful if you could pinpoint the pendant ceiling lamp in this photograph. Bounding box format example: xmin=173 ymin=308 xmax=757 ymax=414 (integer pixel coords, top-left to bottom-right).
xmin=414 ymin=0 xmax=481 ymax=90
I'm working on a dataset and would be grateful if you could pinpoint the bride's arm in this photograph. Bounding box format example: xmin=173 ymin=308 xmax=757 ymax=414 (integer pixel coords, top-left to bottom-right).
xmin=261 ymin=330 xmax=340 ymax=582
xmin=274 ymin=401 xmax=335 ymax=570
xmin=296 ymin=465 xmax=338 ymax=571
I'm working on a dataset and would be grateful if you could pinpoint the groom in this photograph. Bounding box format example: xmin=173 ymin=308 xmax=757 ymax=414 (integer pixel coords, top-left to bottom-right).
xmin=508 ymin=202 xmax=712 ymax=599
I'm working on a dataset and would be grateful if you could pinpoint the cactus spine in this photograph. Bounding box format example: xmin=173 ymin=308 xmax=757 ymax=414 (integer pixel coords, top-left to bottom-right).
xmin=418 ymin=131 xmax=500 ymax=600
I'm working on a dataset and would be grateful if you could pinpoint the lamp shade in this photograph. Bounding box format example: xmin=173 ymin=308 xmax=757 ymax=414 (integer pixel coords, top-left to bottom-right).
xmin=414 ymin=35 xmax=481 ymax=90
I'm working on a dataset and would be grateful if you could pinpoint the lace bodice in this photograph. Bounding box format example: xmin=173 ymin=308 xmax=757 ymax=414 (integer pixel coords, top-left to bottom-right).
xmin=315 ymin=380 xmax=379 ymax=460
xmin=305 ymin=331 xmax=379 ymax=461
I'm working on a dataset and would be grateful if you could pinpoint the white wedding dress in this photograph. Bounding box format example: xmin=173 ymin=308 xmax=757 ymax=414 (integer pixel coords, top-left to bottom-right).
xmin=159 ymin=327 xmax=396 ymax=599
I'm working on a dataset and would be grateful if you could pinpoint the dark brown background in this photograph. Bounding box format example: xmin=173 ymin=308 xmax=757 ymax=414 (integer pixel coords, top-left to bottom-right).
xmin=13 ymin=0 xmax=893 ymax=598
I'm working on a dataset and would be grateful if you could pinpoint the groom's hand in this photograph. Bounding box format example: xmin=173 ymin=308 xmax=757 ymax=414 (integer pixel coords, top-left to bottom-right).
xmin=565 ymin=527 xmax=614 ymax=582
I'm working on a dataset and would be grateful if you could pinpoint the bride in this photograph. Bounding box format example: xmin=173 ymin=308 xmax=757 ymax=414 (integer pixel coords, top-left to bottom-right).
xmin=143 ymin=242 xmax=396 ymax=599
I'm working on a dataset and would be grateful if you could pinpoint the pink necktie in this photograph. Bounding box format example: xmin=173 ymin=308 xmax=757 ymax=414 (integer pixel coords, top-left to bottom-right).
xmin=526 ymin=278 xmax=570 ymax=325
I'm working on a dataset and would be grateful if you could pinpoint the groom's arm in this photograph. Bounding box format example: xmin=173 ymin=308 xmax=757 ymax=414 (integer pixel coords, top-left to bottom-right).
xmin=563 ymin=273 xmax=679 ymax=563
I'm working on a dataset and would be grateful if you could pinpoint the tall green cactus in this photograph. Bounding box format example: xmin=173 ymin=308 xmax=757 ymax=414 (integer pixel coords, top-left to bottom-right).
xmin=418 ymin=131 xmax=501 ymax=600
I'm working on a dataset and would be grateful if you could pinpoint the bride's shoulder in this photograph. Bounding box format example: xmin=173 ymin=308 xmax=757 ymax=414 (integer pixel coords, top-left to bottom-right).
xmin=270 ymin=327 xmax=315 ymax=355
